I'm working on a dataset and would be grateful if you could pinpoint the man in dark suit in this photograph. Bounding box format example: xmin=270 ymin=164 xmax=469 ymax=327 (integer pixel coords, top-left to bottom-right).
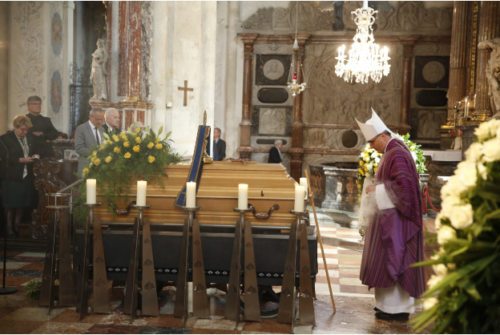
xmin=268 ymin=140 xmax=283 ymax=163
xmin=212 ymin=127 xmax=226 ymax=161
xmin=25 ymin=96 xmax=60 ymax=157
xmin=103 ymin=107 xmax=121 ymax=135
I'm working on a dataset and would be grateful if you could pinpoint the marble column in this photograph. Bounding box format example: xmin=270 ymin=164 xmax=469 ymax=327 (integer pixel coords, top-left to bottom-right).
xmin=446 ymin=1 xmax=469 ymax=123
xmin=399 ymin=38 xmax=416 ymax=128
xmin=238 ymin=33 xmax=257 ymax=160
xmin=473 ymin=1 xmax=500 ymax=121
xmin=290 ymin=33 xmax=309 ymax=181
xmin=97 ymin=1 xmax=152 ymax=130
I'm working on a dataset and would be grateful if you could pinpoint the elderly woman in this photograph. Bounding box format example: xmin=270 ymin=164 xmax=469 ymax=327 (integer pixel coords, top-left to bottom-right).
xmin=0 ymin=115 xmax=41 ymax=237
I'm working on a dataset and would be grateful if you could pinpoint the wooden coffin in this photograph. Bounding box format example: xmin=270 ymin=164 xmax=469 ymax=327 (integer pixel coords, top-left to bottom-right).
xmin=95 ymin=161 xmax=297 ymax=227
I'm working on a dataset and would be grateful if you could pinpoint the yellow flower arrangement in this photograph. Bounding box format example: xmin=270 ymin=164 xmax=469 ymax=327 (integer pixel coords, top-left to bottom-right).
xmin=83 ymin=126 xmax=181 ymax=210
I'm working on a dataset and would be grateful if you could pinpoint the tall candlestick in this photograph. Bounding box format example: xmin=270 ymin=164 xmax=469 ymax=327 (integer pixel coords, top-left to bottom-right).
xmin=294 ymin=185 xmax=305 ymax=212
xmin=238 ymin=184 xmax=248 ymax=210
xmin=300 ymin=177 xmax=308 ymax=200
xmin=136 ymin=180 xmax=147 ymax=206
xmin=186 ymin=181 xmax=196 ymax=208
xmin=464 ymin=97 xmax=469 ymax=117
xmin=86 ymin=179 xmax=96 ymax=205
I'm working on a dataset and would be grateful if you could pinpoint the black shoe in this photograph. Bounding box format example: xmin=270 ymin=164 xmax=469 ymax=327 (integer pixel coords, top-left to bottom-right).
xmin=375 ymin=311 xmax=409 ymax=321
xmin=260 ymin=301 xmax=279 ymax=319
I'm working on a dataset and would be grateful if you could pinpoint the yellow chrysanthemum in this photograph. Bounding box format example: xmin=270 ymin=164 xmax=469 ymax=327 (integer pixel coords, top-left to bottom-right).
xmin=133 ymin=145 xmax=140 ymax=153
xmin=148 ymin=155 xmax=156 ymax=163
xmin=135 ymin=137 xmax=142 ymax=144
xmin=93 ymin=158 xmax=101 ymax=166
xmin=123 ymin=141 xmax=130 ymax=148
xmin=147 ymin=142 xmax=154 ymax=149
xmin=112 ymin=134 xmax=120 ymax=142
xmin=82 ymin=167 xmax=89 ymax=177
xmin=105 ymin=156 xmax=112 ymax=163
xmin=155 ymin=143 xmax=163 ymax=150
xmin=134 ymin=127 xmax=141 ymax=134
xmin=124 ymin=152 xmax=131 ymax=159
xmin=113 ymin=146 xmax=121 ymax=153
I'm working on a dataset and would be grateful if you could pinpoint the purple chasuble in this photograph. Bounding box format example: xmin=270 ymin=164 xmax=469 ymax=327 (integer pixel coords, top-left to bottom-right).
xmin=360 ymin=139 xmax=425 ymax=298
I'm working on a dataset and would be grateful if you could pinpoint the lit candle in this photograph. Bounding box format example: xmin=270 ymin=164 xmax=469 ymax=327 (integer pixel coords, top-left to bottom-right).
xmin=300 ymin=177 xmax=308 ymax=200
xmin=86 ymin=179 xmax=96 ymax=205
xmin=136 ymin=180 xmax=147 ymax=207
xmin=186 ymin=181 xmax=196 ymax=208
xmin=238 ymin=184 xmax=248 ymax=210
xmin=294 ymin=185 xmax=305 ymax=212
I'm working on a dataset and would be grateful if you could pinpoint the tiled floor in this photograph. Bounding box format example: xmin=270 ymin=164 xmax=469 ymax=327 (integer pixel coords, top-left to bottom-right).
xmin=0 ymin=211 xmax=429 ymax=334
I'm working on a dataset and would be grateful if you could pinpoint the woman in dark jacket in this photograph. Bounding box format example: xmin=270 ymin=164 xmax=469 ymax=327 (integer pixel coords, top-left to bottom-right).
xmin=0 ymin=115 xmax=40 ymax=237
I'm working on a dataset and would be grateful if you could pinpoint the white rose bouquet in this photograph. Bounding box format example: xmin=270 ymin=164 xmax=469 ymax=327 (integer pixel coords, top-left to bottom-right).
xmin=412 ymin=119 xmax=500 ymax=333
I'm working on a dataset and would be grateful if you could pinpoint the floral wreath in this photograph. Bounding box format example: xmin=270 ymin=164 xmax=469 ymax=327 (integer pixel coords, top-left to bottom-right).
xmin=413 ymin=119 xmax=500 ymax=333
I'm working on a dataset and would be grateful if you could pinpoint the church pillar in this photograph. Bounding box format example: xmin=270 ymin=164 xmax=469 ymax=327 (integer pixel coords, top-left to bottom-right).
xmin=95 ymin=1 xmax=153 ymax=129
xmin=473 ymin=1 xmax=500 ymax=121
xmin=446 ymin=1 xmax=469 ymax=123
xmin=290 ymin=33 xmax=309 ymax=181
xmin=238 ymin=33 xmax=258 ymax=160
xmin=399 ymin=39 xmax=416 ymax=128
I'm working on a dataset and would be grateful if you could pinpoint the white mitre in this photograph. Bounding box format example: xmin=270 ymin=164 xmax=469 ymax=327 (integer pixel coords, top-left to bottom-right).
xmin=355 ymin=108 xmax=391 ymax=141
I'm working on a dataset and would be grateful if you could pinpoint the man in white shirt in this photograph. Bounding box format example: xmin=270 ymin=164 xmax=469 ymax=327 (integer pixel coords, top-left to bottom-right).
xmin=74 ymin=109 xmax=105 ymax=177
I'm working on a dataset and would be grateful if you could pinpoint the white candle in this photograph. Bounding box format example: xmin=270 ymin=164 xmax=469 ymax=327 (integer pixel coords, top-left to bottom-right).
xmin=186 ymin=181 xmax=196 ymax=208
xmin=238 ymin=184 xmax=248 ymax=210
xmin=136 ymin=180 xmax=147 ymax=206
xmin=294 ymin=185 xmax=305 ymax=212
xmin=300 ymin=177 xmax=308 ymax=200
xmin=86 ymin=179 xmax=96 ymax=205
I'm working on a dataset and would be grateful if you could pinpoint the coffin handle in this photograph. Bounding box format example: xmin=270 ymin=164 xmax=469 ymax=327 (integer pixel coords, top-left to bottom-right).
xmin=248 ymin=203 xmax=280 ymax=220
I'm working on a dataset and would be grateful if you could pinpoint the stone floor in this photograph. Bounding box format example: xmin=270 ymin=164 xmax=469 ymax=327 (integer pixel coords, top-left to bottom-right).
xmin=0 ymin=211 xmax=432 ymax=334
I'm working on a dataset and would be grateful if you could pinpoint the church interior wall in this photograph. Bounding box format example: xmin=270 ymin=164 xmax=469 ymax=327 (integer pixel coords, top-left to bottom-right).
xmin=0 ymin=2 xmax=9 ymax=133
xmin=8 ymin=2 xmax=47 ymax=129
xmin=236 ymin=1 xmax=453 ymax=170
xmin=159 ymin=1 xmax=217 ymax=157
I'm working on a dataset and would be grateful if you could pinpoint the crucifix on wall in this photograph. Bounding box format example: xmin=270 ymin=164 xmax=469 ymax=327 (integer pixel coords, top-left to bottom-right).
xmin=177 ymin=80 xmax=194 ymax=106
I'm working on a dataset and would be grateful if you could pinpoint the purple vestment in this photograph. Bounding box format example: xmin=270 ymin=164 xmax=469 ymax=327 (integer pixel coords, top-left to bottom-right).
xmin=360 ymin=139 xmax=425 ymax=298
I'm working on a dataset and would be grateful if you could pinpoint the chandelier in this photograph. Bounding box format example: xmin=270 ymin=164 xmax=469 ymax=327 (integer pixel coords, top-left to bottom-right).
xmin=335 ymin=0 xmax=390 ymax=84
xmin=287 ymin=4 xmax=306 ymax=97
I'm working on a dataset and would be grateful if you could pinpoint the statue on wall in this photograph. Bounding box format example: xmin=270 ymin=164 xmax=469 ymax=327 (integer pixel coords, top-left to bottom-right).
xmin=478 ymin=38 xmax=500 ymax=118
xmin=90 ymin=38 xmax=108 ymax=101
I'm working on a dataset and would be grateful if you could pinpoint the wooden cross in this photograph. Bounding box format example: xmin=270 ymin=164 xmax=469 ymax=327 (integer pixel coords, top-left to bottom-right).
xmin=177 ymin=80 xmax=194 ymax=106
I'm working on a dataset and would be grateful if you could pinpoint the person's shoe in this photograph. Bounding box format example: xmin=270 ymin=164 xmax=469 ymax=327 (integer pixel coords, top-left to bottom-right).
xmin=260 ymin=301 xmax=279 ymax=319
xmin=375 ymin=311 xmax=409 ymax=321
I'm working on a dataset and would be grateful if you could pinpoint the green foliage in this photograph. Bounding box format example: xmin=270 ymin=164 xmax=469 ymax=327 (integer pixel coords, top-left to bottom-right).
xmin=24 ymin=278 xmax=42 ymax=300
xmin=81 ymin=126 xmax=181 ymax=210
xmin=412 ymin=119 xmax=500 ymax=333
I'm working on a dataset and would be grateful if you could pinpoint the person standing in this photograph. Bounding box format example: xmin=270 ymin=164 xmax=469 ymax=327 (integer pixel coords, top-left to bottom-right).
xmin=25 ymin=95 xmax=60 ymax=157
xmin=103 ymin=107 xmax=121 ymax=135
xmin=212 ymin=127 xmax=226 ymax=161
xmin=74 ymin=109 xmax=105 ymax=177
xmin=355 ymin=109 xmax=425 ymax=321
xmin=268 ymin=140 xmax=283 ymax=163
xmin=0 ymin=115 xmax=41 ymax=237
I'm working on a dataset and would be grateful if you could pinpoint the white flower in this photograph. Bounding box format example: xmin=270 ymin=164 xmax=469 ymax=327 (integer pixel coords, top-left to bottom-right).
xmin=437 ymin=225 xmax=456 ymax=245
xmin=481 ymin=138 xmax=500 ymax=162
xmin=454 ymin=161 xmax=478 ymax=189
xmin=477 ymin=162 xmax=488 ymax=180
xmin=465 ymin=142 xmax=483 ymax=162
xmin=440 ymin=176 xmax=468 ymax=198
xmin=434 ymin=213 xmax=443 ymax=230
xmin=423 ymin=297 xmax=438 ymax=310
xmin=449 ymin=204 xmax=474 ymax=229
xmin=427 ymin=274 xmax=443 ymax=288
xmin=432 ymin=263 xmax=448 ymax=276
xmin=475 ymin=119 xmax=500 ymax=142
